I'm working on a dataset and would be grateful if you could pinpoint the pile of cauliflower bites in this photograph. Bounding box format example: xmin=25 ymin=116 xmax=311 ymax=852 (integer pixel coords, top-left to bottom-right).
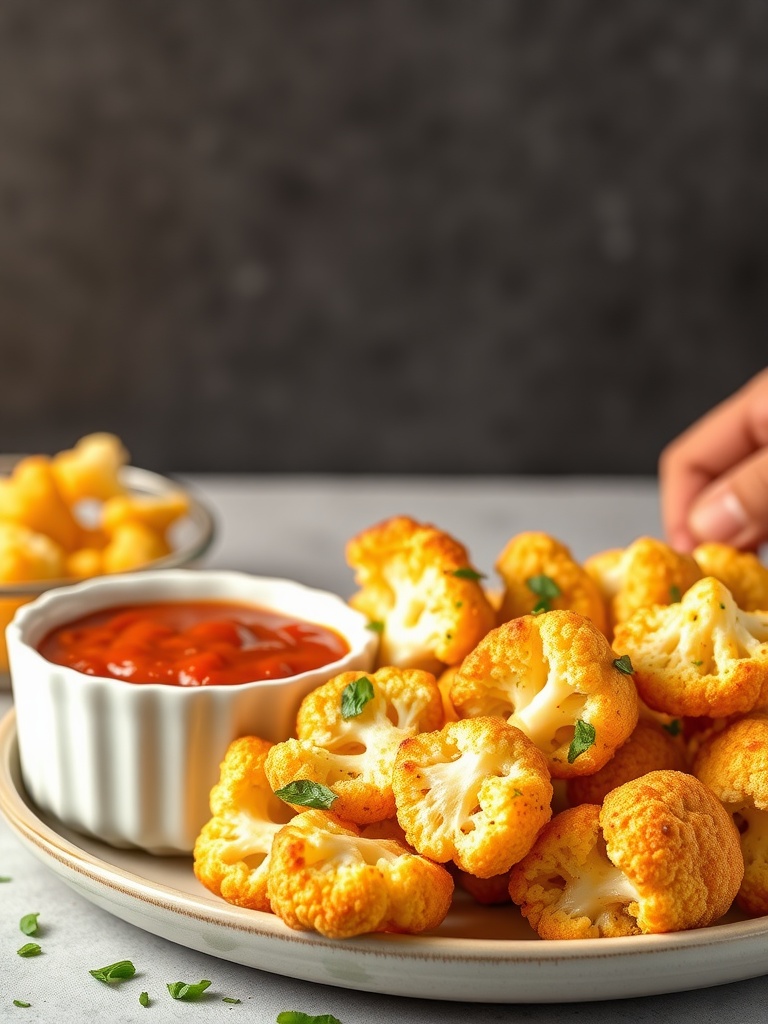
xmin=194 ymin=518 xmax=768 ymax=941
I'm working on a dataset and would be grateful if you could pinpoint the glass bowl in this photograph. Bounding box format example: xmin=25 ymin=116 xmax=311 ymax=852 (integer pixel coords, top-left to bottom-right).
xmin=0 ymin=459 xmax=216 ymax=686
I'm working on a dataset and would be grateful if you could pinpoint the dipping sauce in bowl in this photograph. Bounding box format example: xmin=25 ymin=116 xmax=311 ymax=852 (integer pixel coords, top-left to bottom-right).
xmin=7 ymin=569 xmax=377 ymax=853
xmin=38 ymin=602 xmax=350 ymax=685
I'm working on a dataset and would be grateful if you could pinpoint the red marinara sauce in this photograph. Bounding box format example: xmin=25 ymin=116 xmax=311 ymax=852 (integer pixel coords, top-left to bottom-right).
xmin=38 ymin=601 xmax=350 ymax=686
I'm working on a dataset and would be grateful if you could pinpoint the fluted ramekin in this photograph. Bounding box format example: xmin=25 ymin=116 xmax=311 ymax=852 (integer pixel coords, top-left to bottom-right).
xmin=7 ymin=569 xmax=377 ymax=854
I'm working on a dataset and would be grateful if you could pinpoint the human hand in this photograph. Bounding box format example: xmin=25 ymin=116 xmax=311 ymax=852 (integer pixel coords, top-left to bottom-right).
xmin=659 ymin=369 xmax=768 ymax=552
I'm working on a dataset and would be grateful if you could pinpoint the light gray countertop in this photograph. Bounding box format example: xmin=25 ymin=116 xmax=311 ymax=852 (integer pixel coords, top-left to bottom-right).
xmin=2 ymin=474 xmax=767 ymax=1022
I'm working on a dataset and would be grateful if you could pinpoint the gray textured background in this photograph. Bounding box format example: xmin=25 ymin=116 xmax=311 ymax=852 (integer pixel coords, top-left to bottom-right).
xmin=0 ymin=1 xmax=766 ymax=474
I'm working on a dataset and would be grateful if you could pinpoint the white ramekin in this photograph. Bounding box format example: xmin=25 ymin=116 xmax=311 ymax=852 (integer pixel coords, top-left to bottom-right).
xmin=7 ymin=569 xmax=377 ymax=854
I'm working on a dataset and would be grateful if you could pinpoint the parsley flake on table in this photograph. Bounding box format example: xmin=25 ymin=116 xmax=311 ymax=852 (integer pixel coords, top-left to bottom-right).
xmin=276 ymin=1013 xmax=343 ymax=1024
xmin=274 ymin=780 xmax=338 ymax=810
xmin=526 ymin=574 xmax=561 ymax=614
xmin=139 ymin=991 xmax=150 ymax=1007
xmin=167 ymin=980 xmax=212 ymax=1001
xmin=19 ymin=913 xmax=39 ymax=936
xmin=13 ymin=1000 xmax=31 ymax=1008
xmin=223 ymin=997 xmax=241 ymax=1004
xmin=0 ymin=875 xmax=11 ymax=882
xmin=340 ymin=676 xmax=375 ymax=718
xmin=567 ymin=720 xmax=596 ymax=763
xmin=16 ymin=943 xmax=41 ymax=958
xmin=89 ymin=960 xmax=136 ymax=983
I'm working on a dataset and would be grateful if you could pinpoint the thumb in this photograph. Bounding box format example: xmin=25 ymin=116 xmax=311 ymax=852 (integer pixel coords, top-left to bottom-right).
xmin=688 ymin=447 xmax=768 ymax=549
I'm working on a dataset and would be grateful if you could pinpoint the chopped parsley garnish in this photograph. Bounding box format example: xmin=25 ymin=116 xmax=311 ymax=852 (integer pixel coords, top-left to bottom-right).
xmin=167 ymin=980 xmax=212 ymax=1001
xmin=365 ymin=620 xmax=384 ymax=634
xmin=0 ymin=876 xmax=11 ymax=882
xmin=567 ymin=720 xmax=596 ymax=763
xmin=449 ymin=567 xmax=485 ymax=582
xmin=720 ymin=602 xmax=726 ymax=609
xmin=12 ymin=1001 xmax=31 ymax=1008
xmin=512 ymin=788 xmax=523 ymax=798
xmin=139 ymin=992 xmax=150 ymax=1007
xmin=16 ymin=944 xmax=41 ymax=958
xmin=19 ymin=914 xmax=39 ymax=936
xmin=669 ymin=585 xmax=682 ymax=603
xmin=455 ymin=600 xmax=463 ymax=609
xmin=276 ymin=1014 xmax=343 ymax=1024
xmin=526 ymin=574 xmax=560 ymax=614
xmin=274 ymin=780 xmax=338 ymax=810
xmin=663 ymin=719 xmax=682 ymax=737
xmin=612 ymin=655 xmax=634 ymax=675
xmin=691 ymin=659 xmax=703 ymax=667
xmin=89 ymin=960 xmax=136 ymax=983
xmin=340 ymin=677 xmax=375 ymax=719
xmin=223 ymin=997 xmax=242 ymax=1004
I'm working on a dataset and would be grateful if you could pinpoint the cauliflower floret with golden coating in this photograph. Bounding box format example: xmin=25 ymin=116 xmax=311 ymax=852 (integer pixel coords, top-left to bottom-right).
xmin=508 ymin=803 xmax=641 ymax=938
xmin=566 ymin=718 xmax=689 ymax=807
xmin=613 ymin=577 xmax=768 ymax=718
xmin=0 ymin=522 xmax=66 ymax=582
xmin=392 ymin=716 xmax=552 ymax=878
xmin=51 ymin=432 xmax=129 ymax=503
xmin=693 ymin=543 xmax=768 ymax=612
xmin=193 ymin=736 xmax=294 ymax=912
xmin=346 ymin=515 xmax=496 ymax=672
xmin=0 ymin=456 xmax=83 ymax=552
xmin=510 ymin=770 xmax=743 ymax=937
xmin=693 ymin=713 xmax=768 ymax=916
xmin=450 ymin=610 xmax=638 ymax=778
xmin=584 ymin=537 xmax=702 ymax=633
xmin=266 ymin=809 xmax=454 ymax=938
xmin=265 ymin=667 xmax=443 ymax=825
xmin=495 ymin=532 xmax=608 ymax=635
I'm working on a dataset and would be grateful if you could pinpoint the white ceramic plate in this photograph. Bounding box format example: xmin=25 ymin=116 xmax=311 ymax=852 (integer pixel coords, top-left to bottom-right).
xmin=1 ymin=708 xmax=767 ymax=1004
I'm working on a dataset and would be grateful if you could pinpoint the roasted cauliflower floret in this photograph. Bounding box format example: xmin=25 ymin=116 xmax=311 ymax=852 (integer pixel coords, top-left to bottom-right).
xmin=494 ymin=532 xmax=608 ymax=635
xmin=508 ymin=803 xmax=642 ymax=938
xmin=266 ymin=809 xmax=454 ymax=938
xmin=193 ymin=736 xmax=294 ymax=912
xmin=566 ymin=718 xmax=689 ymax=807
xmin=693 ymin=543 xmax=768 ymax=612
xmin=51 ymin=431 xmax=129 ymax=503
xmin=0 ymin=455 xmax=83 ymax=552
xmin=613 ymin=577 xmax=768 ymax=718
xmin=450 ymin=610 xmax=638 ymax=778
xmin=693 ymin=714 xmax=768 ymax=916
xmin=0 ymin=521 xmax=66 ymax=582
xmin=345 ymin=515 xmax=496 ymax=672
xmin=510 ymin=770 xmax=743 ymax=937
xmin=265 ymin=667 xmax=443 ymax=825
xmin=584 ymin=537 xmax=702 ymax=633
xmin=392 ymin=716 xmax=552 ymax=878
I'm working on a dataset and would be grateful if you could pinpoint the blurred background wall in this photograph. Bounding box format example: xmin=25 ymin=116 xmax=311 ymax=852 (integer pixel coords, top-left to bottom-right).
xmin=0 ymin=1 xmax=765 ymax=475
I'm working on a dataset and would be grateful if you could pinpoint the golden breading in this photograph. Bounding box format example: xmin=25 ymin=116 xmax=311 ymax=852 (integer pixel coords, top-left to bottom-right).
xmin=392 ymin=716 xmax=552 ymax=879
xmin=693 ymin=543 xmax=768 ymax=612
xmin=584 ymin=536 xmax=702 ymax=632
xmin=566 ymin=718 xmax=689 ymax=807
xmin=266 ymin=809 xmax=454 ymax=938
xmin=346 ymin=515 xmax=496 ymax=673
xmin=510 ymin=771 xmax=743 ymax=938
xmin=494 ymin=531 xmax=608 ymax=635
xmin=613 ymin=577 xmax=768 ymax=718
xmin=193 ymin=736 xmax=294 ymax=912
xmin=450 ymin=610 xmax=638 ymax=778
xmin=52 ymin=432 xmax=129 ymax=503
xmin=693 ymin=713 xmax=768 ymax=916
xmin=265 ymin=667 xmax=443 ymax=825
xmin=0 ymin=456 xmax=83 ymax=552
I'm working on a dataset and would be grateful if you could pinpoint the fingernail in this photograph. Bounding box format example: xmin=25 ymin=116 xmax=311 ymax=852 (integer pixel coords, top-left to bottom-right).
xmin=689 ymin=490 xmax=749 ymax=542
